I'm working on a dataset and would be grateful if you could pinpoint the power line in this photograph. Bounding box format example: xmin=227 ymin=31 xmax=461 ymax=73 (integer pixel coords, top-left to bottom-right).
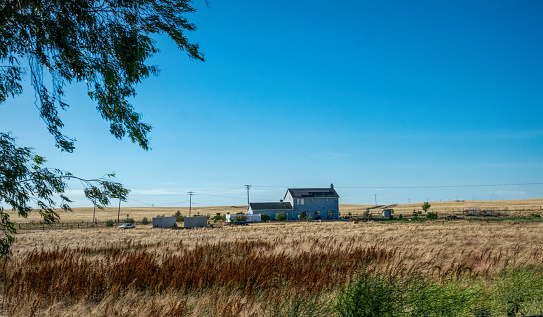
xmin=334 ymin=182 xmax=543 ymax=189
xmin=252 ymin=182 xmax=543 ymax=189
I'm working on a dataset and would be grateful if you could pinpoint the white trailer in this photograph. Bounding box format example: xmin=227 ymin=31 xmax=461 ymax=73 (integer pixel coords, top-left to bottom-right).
xmin=152 ymin=217 xmax=177 ymax=228
xmin=184 ymin=216 xmax=208 ymax=228
xmin=226 ymin=214 xmax=261 ymax=223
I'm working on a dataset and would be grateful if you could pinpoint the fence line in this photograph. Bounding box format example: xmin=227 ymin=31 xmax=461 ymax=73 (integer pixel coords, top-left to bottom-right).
xmin=14 ymin=219 xmax=140 ymax=231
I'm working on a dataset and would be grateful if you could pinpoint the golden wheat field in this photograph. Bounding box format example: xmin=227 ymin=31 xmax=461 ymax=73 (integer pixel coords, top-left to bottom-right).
xmin=8 ymin=198 xmax=543 ymax=224
xmin=2 ymin=199 xmax=543 ymax=316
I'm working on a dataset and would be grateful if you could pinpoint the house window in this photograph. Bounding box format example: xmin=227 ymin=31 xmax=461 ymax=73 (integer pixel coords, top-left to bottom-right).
xmin=297 ymin=199 xmax=304 ymax=205
xmin=311 ymin=198 xmax=314 ymax=202
xmin=326 ymin=198 xmax=329 ymax=202
xmin=315 ymin=211 xmax=321 ymax=219
xmin=327 ymin=210 xmax=335 ymax=218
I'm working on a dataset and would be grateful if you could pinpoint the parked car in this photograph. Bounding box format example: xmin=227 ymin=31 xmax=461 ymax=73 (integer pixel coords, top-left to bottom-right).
xmin=118 ymin=223 xmax=136 ymax=229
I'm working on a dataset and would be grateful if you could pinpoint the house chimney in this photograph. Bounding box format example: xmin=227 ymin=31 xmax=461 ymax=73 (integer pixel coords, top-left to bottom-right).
xmin=280 ymin=199 xmax=283 ymax=203
xmin=330 ymin=183 xmax=334 ymax=189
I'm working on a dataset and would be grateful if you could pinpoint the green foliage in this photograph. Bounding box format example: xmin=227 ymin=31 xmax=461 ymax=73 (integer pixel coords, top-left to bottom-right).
xmin=398 ymin=214 xmax=403 ymax=220
xmin=125 ymin=218 xmax=135 ymax=224
xmin=141 ymin=217 xmax=150 ymax=225
xmin=336 ymin=274 xmax=482 ymax=317
xmin=212 ymin=213 xmax=225 ymax=221
xmin=404 ymin=278 xmax=479 ymax=316
xmin=362 ymin=208 xmax=371 ymax=220
xmin=426 ymin=211 xmax=438 ymax=220
xmin=422 ymin=201 xmax=431 ymax=212
xmin=412 ymin=210 xmax=423 ymax=220
xmin=0 ymin=0 xmax=202 ymax=257
xmin=156 ymin=214 xmax=165 ymax=218
xmin=105 ymin=220 xmax=114 ymax=227
xmin=0 ymin=0 xmax=204 ymax=152
xmin=298 ymin=210 xmax=308 ymax=220
xmin=336 ymin=275 xmax=399 ymax=317
xmin=486 ymin=266 xmax=543 ymax=316
xmin=275 ymin=212 xmax=287 ymax=221
xmin=174 ymin=210 xmax=184 ymax=222
xmin=0 ymin=133 xmax=127 ymax=256
xmin=261 ymin=213 xmax=271 ymax=222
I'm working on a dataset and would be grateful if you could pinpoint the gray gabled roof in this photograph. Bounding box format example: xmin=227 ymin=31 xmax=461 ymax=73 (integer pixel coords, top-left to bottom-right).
xmin=285 ymin=188 xmax=340 ymax=199
xmin=249 ymin=202 xmax=294 ymax=211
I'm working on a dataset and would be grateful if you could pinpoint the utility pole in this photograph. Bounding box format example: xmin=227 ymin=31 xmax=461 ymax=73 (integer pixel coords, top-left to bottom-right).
xmin=245 ymin=185 xmax=251 ymax=211
xmin=117 ymin=198 xmax=121 ymax=223
xmin=374 ymin=194 xmax=377 ymax=205
xmin=188 ymin=191 xmax=194 ymax=217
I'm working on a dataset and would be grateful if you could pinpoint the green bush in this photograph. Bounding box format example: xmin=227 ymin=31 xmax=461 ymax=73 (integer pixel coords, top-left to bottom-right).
xmin=426 ymin=212 xmax=438 ymax=220
xmin=275 ymin=212 xmax=287 ymax=221
xmin=141 ymin=217 xmax=150 ymax=225
xmin=105 ymin=220 xmax=114 ymax=227
xmin=125 ymin=218 xmax=135 ymax=224
xmin=212 ymin=213 xmax=225 ymax=221
xmin=261 ymin=213 xmax=271 ymax=222
xmin=412 ymin=210 xmax=422 ymax=220
xmin=298 ymin=210 xmax=308 ymax=220
xmin=486 ymin=266 xmax=543 ymax=316
xmin=173 ymin=210 xmax=184 ymax=222
xmin=422 ymin=201 xmax=431 ymax=212
xmin=336 ymin=275 xmax=399 ymax=317
xmin=404 ymin=277 xmax=479 ymax=317
xmin=336 ymin=274 xmax=481 ymax=317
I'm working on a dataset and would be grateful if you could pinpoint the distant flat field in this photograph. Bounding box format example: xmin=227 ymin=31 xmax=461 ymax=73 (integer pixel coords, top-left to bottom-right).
xmin=7 ymin=198 xmax=543 ymax=223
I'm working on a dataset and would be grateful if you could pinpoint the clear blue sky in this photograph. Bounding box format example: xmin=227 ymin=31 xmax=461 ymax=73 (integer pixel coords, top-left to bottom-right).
xmin=2 ymin=0 xmax=542 ymax=208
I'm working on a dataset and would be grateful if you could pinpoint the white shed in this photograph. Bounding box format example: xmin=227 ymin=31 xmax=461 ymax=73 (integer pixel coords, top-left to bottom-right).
xmin=184 ymin=216 xmax=208 ymax=228
xmin=225 ymin=214 xmax=261 ymax=223
xmin=382 ymin=209 xmax=393 ymax=218
xmin=152 ymin=217 xmax=177 ymax=228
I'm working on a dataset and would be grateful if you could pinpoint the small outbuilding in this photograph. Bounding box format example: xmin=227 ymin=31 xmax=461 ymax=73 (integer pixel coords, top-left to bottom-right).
xmin=152 ymin=216 xmax=177 ymax=228
xmin=382 ymin=209 xmax=393 ymax=218
xmin=184 ymin=216 xmax=208 ymax=228
xmin=225 ymin=214 xmax=261 ymax=223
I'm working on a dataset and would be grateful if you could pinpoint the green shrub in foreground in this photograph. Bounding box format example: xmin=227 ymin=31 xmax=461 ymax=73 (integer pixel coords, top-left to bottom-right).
xmin=486 ymin=266 xmax=543 ymax=316
xmin=275 ymin=212 xmax=287 ymax=221
xmin=335 ymin=267 xmax=543 ymax=317
xmin=336 ymin=275 xmax=480 ymax=317
xmin=336 ymin=275 xmax=400 ymax=317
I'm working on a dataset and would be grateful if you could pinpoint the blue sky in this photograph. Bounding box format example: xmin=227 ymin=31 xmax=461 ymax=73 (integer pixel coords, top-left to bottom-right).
xmin=1 ymin=0 xmax=543 ymax=208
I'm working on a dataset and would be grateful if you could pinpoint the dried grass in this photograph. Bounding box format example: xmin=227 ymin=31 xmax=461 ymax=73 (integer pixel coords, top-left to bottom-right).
xmin=3 ymin=219 xmax=543 ymax=316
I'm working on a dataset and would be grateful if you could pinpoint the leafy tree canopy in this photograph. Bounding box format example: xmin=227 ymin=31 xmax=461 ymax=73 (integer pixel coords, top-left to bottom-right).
xmin=422 ymin=202 xmax=431 ymax=213
xmin=0 ymin=0 xmax=204 ymax=256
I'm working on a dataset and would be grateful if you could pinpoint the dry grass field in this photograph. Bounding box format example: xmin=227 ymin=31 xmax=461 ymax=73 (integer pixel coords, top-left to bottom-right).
xmin=2 ymin=199 xmax=543 ymax=316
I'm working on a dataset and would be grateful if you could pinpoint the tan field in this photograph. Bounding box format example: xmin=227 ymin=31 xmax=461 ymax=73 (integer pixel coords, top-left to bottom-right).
xmin=7 ymin=198 xmax=543 ymax=223
xmin=3 ymin=198 xmax=543 ymax=316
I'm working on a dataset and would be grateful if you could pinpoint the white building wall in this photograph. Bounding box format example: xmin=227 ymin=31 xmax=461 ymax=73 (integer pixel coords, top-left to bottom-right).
xmin=152 ymin=217 xmax=177 ymax=228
